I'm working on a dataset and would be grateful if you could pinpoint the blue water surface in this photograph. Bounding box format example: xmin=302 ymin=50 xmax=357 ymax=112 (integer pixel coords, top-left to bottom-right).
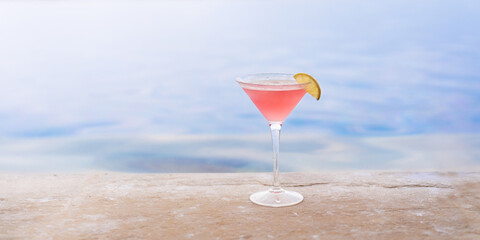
xmin=0 ymin=0 xmax=479 ymax=172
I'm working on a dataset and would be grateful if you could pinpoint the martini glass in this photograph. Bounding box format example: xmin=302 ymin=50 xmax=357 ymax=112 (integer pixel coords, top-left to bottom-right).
xmin=236 ymin=73 xmax=309 ymax=207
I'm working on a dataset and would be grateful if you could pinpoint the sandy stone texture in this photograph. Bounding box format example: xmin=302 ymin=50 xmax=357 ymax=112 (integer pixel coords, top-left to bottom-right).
xmin=0 ymin=172 xmax=479 ymax=239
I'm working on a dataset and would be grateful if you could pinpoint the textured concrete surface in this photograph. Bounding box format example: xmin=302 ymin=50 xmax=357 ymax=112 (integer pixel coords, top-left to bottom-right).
xmin=1 ymin=172 xmax=479 ymax=239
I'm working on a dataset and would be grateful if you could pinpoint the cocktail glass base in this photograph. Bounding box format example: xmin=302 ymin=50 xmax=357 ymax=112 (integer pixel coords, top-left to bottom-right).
xmin=250 ymin=188 xmax=303 ymax=207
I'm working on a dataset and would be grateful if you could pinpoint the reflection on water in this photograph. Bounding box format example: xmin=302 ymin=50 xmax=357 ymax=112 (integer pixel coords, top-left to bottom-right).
xmin=1 ymin=134 xmax=479 ymax=172
xmin=0 ymin=0 xmax=479 ymax=172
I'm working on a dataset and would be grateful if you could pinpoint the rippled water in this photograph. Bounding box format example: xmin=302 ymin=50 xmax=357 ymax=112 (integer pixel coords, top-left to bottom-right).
xmin=0 ymin=0 xmax=479 ymax=172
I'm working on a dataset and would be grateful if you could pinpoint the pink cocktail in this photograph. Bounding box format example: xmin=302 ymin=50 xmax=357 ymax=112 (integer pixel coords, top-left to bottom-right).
xmin=236 ymin=73 xmax=309 ymax=207
xmin=241 ymin=80 xmax=306 ymax=123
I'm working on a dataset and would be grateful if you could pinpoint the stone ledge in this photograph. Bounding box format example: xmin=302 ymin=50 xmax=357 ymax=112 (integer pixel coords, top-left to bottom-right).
xmin=1 ymin=172 xmax=479 ymax=239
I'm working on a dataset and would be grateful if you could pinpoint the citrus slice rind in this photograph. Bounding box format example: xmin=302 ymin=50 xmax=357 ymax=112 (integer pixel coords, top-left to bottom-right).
xmin=293 ymin=73 xmax=321 ymax=100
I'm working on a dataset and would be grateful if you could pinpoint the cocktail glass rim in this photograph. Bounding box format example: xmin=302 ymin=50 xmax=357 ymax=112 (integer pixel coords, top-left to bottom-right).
xmin=235 ymin=73 xmax=310 ymax=89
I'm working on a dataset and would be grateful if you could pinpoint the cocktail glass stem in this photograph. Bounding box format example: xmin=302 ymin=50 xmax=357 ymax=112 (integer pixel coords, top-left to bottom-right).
xmin=270 ymin=122 xmax=282 ymax=192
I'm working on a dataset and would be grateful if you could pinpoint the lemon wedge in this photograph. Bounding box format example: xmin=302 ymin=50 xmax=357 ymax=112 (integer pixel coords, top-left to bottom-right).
xmin=293 ymin=73 xmax=321 ymax=100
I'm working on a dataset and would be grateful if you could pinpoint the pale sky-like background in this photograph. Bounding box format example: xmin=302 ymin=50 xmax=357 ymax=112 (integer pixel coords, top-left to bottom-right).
xmin=0 ymin=0 xmax=479 ymax=172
